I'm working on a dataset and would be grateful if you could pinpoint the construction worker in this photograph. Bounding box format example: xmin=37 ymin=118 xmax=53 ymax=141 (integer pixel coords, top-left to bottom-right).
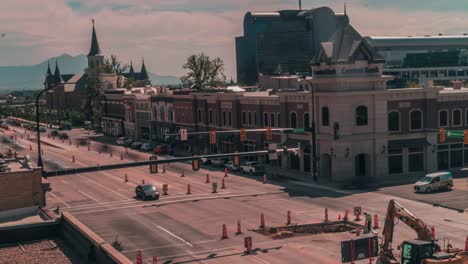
xmin=364 ymin=212 xmax=372 ymax=233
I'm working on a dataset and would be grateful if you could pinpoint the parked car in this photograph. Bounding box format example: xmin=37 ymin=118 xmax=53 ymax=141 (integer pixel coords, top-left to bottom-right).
xmin=211 ymin=159 xmax=227 ymax=167
xmin=225 ymin=161 xmax=240 ymax=171
xmin=39 ymin=127 xmax=47 ymax=132
xmin=123 ymin=138 xmax=134 ymax=147
xmin=201 ymin=157 xmax=211 ymax=165
xmin=240 ymin=162 xmax=265 ymax=175
xmin=154 ymin=145 xmax=168 ymax=154
xmin=140 ymin=143 xmax=154 ymax=151
xmin=131 ymin=141 xmax=143 ymax=149
xmin=135 ymin=184 xmax=160 ymax=200
xmin=414 ymin=172 xmax=453 ymax=193
xmin=116 ymin=137 xmax=126 ymax=145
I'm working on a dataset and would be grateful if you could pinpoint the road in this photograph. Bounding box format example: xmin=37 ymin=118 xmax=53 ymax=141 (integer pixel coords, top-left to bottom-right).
xmin=2 ymin=127 xmax=468 ymax=264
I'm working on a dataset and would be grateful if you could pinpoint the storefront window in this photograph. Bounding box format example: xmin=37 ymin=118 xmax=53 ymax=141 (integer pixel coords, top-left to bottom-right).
xmin=388 ymin=148 xmax=403 ymax=174
xmin=408 ymin=146 xmax=424 ymax=172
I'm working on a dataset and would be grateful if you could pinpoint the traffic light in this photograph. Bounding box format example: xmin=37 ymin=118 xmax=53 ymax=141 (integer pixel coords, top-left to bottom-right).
xmin=464 ymin=130 xmax=468 ymax=145
xmin=192 ymin=159 xmax=200 ymax=171
xmin=234 ymin=151 xmax=239 ymax=166
xmin=266 ymin=127 xmax=272 ymax=141
xmin=150 ymin=155 xmax=158 ymax=173
xmin=210 ymin=130 xmax=216 ymax=145
xmin=240 ymin=128 xmax=247 ymax=142
xmin=439 ymin=128 xmax=446 ymax=143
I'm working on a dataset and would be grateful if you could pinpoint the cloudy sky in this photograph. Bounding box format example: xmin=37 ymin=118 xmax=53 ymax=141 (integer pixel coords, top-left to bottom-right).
xmin=1 ymin=0 xmax=468 ymax=78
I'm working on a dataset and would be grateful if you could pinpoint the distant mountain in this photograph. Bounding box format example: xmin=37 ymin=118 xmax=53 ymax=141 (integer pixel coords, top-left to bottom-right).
xmin=0 ymin=54 xmax=180 ymax=92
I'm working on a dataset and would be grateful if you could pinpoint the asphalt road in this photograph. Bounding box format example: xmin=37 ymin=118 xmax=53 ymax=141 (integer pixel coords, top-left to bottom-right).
xmin=3 ymin=127 xmax=468 ymax=264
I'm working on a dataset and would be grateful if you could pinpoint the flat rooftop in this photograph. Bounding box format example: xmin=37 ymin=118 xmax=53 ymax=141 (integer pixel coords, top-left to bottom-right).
xmin=0 ymin=238 xmax=82 ymax=264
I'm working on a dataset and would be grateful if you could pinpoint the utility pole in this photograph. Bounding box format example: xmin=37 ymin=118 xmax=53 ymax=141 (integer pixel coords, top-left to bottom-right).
xmin=299 ymin=0 xmax=302 ymax=10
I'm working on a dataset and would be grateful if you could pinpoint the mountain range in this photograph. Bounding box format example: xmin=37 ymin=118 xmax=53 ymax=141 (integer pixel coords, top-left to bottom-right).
xmin=0 ymin=54 xmax=180 ymax=92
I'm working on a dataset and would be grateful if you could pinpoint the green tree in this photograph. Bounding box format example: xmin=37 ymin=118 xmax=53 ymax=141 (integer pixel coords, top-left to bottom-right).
xmin=83 ymin=76 xmax=103 ymax=124
xmin=180 ymin=53 xmax=226 ymax=89
xmin=103 ymin=55 xmax=130 ymax=88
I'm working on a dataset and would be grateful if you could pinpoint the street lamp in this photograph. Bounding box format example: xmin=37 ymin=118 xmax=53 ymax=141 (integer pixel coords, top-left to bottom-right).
xmin=304 ymin=79 xmax=318 ymax=182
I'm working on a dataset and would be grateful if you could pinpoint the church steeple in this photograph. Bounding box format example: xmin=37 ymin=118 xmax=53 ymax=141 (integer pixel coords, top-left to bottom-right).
xmin=88 ymin=19 xmax=101 ymax=56
xmin=54 ymin=60 xmax=63 ymax=84
xmin=140 ymin=58 xmax=149 ymax=80
xmin=129 ymin=60 xmax=135 ymax=76
xmin=46 ymin=61 xmax=52 ymax=76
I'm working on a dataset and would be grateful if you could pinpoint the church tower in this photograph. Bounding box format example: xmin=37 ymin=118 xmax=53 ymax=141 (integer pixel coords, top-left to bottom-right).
xmin=87 ymin=19 xmax=104 ymax=77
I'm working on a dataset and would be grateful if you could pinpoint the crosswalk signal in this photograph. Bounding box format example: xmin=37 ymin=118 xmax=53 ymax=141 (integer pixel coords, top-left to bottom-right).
xmin=464 ymin=130 xmax=468 ymax=145
xmin=266 ymin=127 xmax=273 ymax=141
xmin=150 ymin=155 xmax=158 ymax=174
xmin=210 ymin=130 xmax=217 ymax=145
xmin=240 ymin=128 xmax=247 ymax=142
xmin=234 ymin=151 xmax=239 ymax=166
xmin=439 ymin=128 xmax=446 ymax=143
xmin=192 ymin=159 xmax=200 ymax=171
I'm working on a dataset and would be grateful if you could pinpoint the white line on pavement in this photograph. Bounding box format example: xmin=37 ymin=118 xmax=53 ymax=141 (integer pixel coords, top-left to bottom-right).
xmin=77 ymin=190 xmax=102 ymax=204
xmin=250 ymin=255 xmax=272 ymax=264
xmin=79 ymin=175 xmax=132 ymax=201
xmin=154 ymin=224 xmax=193 ymax=247
xmin=122 ymin=239 xmax=218 ymax=254
xmin=48 ymin=192 xmax=71 ymax=208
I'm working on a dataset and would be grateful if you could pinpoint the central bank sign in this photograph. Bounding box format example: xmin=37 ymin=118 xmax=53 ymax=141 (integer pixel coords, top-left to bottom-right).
xmin=313 ymin=66 xmax=379 ymax=76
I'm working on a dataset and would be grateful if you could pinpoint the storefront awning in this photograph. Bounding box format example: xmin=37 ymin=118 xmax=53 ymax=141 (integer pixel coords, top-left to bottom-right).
xmin=388 ymin=138 xmax=430 ymax=149
xmin=280 ymin=138 xmax=310 ymax=149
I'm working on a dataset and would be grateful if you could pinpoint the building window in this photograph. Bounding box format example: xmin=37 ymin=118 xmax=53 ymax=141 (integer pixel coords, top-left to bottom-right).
xmin=453 ymin=109 xmax=462 ymax=126
xmin=299 ymin=84 xmax=303 ymax=90
xmin=410 ymin=109 xmax=423 ymax=130
xmin=209 ymin=110 xmax=213 ymax=124
xmin=388 ymin=147 xmax=403 ymax=174
xmin=198 ymin=109 xmax=202 ymax=123
xmin=439 ymin=110 xmax=448 ymax=127
xmin=322 ymin=107 xmax=329 ymax=126
xmin=408 ymin=146 xmax=424 ymax=172
xmin=356 ymin=105 xmax=368 ymax=126
xmin=254 ymin=112 xmax=257 ymax=126
xmin=242 ymin=111 xmax=246 ymax=125
xmin=465 ymin=109 xmax=468 ymax=125
xmin=159 ymin=106 xmax=165 ymax=121
xmin=223 ymin=111 xmax=227 ymax=126
xmin=264 ymin=113 xmax=269 ymax=126
xmin=450 ymin=143 xmax=463 ymax=168
xmin=153 ymin=108 xmax=157 ymax=120
xmin=304 ymin=113 xmax=310 ymax=130
xmin=167 ymin=107 xmax=173 ymax=121
xmin=277 ymin=113 xmax=281 ymax=127
xmin=388 ymin=111 xmax=400 ymax=132
xmin=270 ymin=113 xmax=275 ymax=127
xmin=248 ymin=111 xmax=252 ymax=126
xmin=228 ymin=111 xmax=232 ymax=127
xmin=290 ymin=112 xmax=297 ymax=128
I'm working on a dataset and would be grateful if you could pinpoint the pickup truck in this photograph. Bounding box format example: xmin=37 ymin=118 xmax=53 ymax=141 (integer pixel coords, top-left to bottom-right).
xmin=225 ymin=161 xmax=240 ymax=171
xmin=210 ymin=159 xmax=227 ymax=167
xmin=240 ymin=162 xmax=265 ymax=175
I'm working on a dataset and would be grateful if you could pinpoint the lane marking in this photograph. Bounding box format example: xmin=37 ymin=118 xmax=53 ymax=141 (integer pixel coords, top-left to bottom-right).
xmin=142 ymin=246 xmax=237 ymax=261
xmin=250 ymin=255 xmax=272 ymax=264
xmin=48 ymin=192 xmax=71 ymax=208
xmin=122 ymin=239 xmax=218 ymax=253
xmin=77 ymin=190 xmax=102 ymax=205
xmin=154 ymin=224 xmax=193 ymax=247
xmin=79 ymin=176 xmax=132 ymax=200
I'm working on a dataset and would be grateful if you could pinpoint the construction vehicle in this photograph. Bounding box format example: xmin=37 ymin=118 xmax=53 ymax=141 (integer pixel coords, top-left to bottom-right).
xmin=378 ymin=199 xmax=467 ymax=264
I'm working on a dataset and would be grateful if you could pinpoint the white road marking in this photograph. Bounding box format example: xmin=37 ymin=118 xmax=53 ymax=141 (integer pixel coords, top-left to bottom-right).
xmin=250 ymin=255 xmax=272 ymax=264
xmin=77 ymin=190 xmax=102 ymax=204
xmin=144 ymin=246 xmax=237 ymax=261
xmin=80 ymin=176 xmax=132 ymax=200
xmin=154 ymin=224 xmax=193 ymax=247
xmin=48 ymin=192 xmax=71 ymax=208
xmin=123 ymin=239 xmax=218 ymax=253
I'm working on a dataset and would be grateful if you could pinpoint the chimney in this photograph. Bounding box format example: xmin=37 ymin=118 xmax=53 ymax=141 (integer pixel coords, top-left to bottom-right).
xmin=452 ymin=80 xmax=463 ymax=90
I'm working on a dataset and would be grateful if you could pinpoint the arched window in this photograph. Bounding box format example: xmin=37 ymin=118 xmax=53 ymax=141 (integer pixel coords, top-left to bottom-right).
xmin=263 ymin=113 xmax=269 ymax=126
xmin=321 ymin=107 xmax=329 ymax=126
xmin=410 ymin=109 xmax=423 ymax=130
xmin=277 ymin=113 xmax=281 ymax=127
xmin=159 ymin=106 xmax=165 ymax=121
xmin=197 ymin=109 xmax=202 ymax=123
xmin=304 ymin=113 xmax=310 ymax=130
xmin=167 ymin=107 xmax=173 ymax=121
xmin=290 ymin=112 xmax=297 ymax=128
xmin=209 ymin=109 xmax=213 ymax=124
xmin=356 ymin=106 xmax=368 ymax=126
xmin=439 ymin=110 xmax=448 ymax=127
xmin=388 ymin=111 xmax=400 ymax=132
xmin=270 ymin=113 xmax=275 ymax=127
xmin=453 ymin=109 xmax=462 ymax=126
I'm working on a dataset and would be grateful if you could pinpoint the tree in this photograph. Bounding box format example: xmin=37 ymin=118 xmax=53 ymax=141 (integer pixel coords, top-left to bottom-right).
xmin=83 ymin=76 xmax=103 ymax=124
xmin=181 ymin=53 xmax=226 ymax=89
xmin=103 ymin=55 xmax=129 ymax=88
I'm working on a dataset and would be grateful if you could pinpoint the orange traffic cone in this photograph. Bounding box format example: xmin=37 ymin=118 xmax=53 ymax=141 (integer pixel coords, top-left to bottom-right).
xmin=221 ymin=179 xmax=226 ymax=189
xmin=124 ymin=174 xmax=128 ymax=182
xmin=186 ymin=184 xmax=191 ymax=195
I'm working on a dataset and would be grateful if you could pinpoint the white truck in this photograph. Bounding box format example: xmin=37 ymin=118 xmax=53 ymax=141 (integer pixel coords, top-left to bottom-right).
xmin=240 ymin=162 xmax=265 ymax=175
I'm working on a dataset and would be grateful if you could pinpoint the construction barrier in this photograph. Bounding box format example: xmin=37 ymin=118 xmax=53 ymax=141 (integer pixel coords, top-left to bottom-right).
xmin=325 ymin=208 xmax=329 ymax=222
xmin=287 ymin=211 xmax=291 ymax=225
xmin=224 ymin=168 xmax=228 ymax=177
xmin=212 ymin=182 xmax=218 ymax=193
xmin=344 ymin=209 xmax=349 ymax=221
xmin=162 ymin=184 xmax=168 ymax=195
xmin=162 ymin=165 xmax=166 ymax=173
xmin=72 ymin=155 xmax=75 ymax=163
xmin=244 ymin=237 xmax=252 ymax=253
xmin=88 ymin=145 xmax=90 ymax=151
xmin=153 ymin=256 xmax=158 ymax=264
xmin=29 ymin=145 xmax=32 ymax=151
xmin=431 ymin=226 xmax=436 ymax=240
xmin=205 ymin=174 xmax=210 ymax=183
xmin=373 ymin=214 xmax=379 ymax=229
xmin=338 ymin=213 xmax=341 ymax=220
xmin=181 ymin=171 xmax=184 ymax=177
xmin=69 ymin=139 xmax=71 ymax=145
xmin=110 ymin=152 xmax=113 ymax=157
xmin=76 ymin=143 xmax=79 ymax=148
xmin=142 ymin=179 xmax=145 ymax=184
xmin=125 ymin=148 xmax=128 ymax=154
xmin=465 ymin=236 xmax=468 ymax=251
xmin=221 ymin=179 xmax=226 ymax=189
xmin=186 ymin=184 xmax=191 ymax=195
xmin=263 ymin=174 xmax=267 ymax=184
xmin=120 ymin=154 xmax=123 ymax=160
xmin=260 ymin=213 xmax=265 ymax=229
xmin=136 ymin=250 xmax=142 ymax=264
xmin=221 ymin=224 xmax=228 ymax=240
xmin=236 ymin=220 xmax=243 ymax=235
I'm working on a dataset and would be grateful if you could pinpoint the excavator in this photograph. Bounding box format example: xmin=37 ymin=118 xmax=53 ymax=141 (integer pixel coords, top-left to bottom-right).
xmin=378 ymin=199 xmax=467 ymax=264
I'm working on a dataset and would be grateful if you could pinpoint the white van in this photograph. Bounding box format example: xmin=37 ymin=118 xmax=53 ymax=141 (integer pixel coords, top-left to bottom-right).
xmin=414 ymin=172 xmax=453 ymax=193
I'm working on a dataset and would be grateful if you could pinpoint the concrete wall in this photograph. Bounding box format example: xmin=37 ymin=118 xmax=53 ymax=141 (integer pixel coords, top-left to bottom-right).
xmin=0 ymin=167 xmax=44 ymax=211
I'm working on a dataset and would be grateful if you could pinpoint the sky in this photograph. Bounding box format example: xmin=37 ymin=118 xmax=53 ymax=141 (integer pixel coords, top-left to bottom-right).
xmin=1 ymin=0 xmax=468 ymax=79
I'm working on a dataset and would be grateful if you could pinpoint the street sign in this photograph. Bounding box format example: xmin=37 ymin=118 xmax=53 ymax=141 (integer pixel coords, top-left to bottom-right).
xmin=150 ymin=155 xmax=158 ymax=174
xmin=240 ymin=128 xmax=247 ymax=142
xmin=180 ymin=129 xmax=188 ymax=141
xmin=268 ymin=143 xmax=278 ymax=160
xmin=266 ymin=127 xmax=273 ymax=141
xmin=447 ymin=130 xmax=463 ymax=138
xmin=354 ymin=206 xmax=362 ymax=216
xmin=293 ymin=128 xmax=304 ymax=134
xmin=210 ymin=130 xmax=216 ymax=145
